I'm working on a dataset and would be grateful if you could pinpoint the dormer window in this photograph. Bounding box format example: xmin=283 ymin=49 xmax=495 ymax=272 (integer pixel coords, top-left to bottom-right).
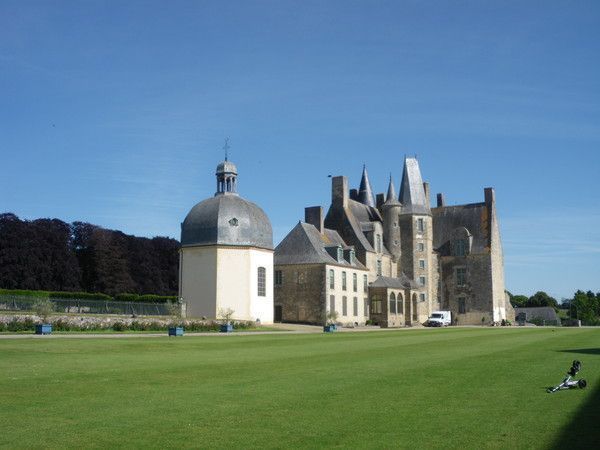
xmin=349 ymin=249 xmax=355 ymax=264
xmin=337 ymin=247 xmax=343 ymax=262
xmin=454 ymin=239 xmax=467 ymax=257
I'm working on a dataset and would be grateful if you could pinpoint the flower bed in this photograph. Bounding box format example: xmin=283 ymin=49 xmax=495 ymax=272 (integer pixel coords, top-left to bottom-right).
xmin=0 ymin=315 xmax=256 ymax=333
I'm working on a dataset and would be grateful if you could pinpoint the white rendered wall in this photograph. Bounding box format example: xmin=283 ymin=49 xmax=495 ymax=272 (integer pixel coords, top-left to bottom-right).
xmin=215 ymin=247 xmax=274 ymax=324
xmin=180 ymin=246 xmax=273 ymax=324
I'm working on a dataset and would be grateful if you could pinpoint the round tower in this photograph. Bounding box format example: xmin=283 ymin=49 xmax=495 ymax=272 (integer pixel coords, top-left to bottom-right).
xmin=382 ymin=175 xmax=402 ymax=265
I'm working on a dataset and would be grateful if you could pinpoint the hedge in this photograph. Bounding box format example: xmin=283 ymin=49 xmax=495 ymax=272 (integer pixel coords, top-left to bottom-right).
xmin=0 ymin=289 xmax=176 ymax=304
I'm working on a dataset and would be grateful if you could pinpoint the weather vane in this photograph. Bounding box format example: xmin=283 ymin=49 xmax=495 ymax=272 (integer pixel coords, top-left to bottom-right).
xmin=223 ymin=138 xmax=230 ymax=161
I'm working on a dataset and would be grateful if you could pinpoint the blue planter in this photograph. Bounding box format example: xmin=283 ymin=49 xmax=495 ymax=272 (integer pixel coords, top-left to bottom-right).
xmin=330 ymin=324 xmax=338 ymax=331
xmin=220 ymin=324 xmax=233 ymax=333
xmin=323 ymin=325 xmax=335 ymax=333
xmin=35 ymin=324 xmax=52 ymax=335
xmin=168 ymin=327 xmax=184 ymax=336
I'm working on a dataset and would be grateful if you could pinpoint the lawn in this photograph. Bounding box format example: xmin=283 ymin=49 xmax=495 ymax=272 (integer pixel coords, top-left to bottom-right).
xmin=1 ymin=328 xmax=598 ymax=449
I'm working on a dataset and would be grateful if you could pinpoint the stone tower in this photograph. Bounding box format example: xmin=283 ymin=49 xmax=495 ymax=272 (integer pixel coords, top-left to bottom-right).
xmin=381 ymin=175 xmax=402 ymax=264
xmin=398 ymin=157 xmax=436 ymax=323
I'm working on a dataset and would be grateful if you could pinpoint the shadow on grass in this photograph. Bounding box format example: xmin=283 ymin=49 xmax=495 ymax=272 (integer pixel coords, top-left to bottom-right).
xmin=550 ymin=378 xmax=600 ymax=449
xmin=558 ymin=348 xmax=600 ymax=356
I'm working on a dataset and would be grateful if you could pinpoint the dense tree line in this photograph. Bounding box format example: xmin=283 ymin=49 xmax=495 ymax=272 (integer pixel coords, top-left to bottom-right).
xmin=0 ymin=213 xmax=179 ymax=296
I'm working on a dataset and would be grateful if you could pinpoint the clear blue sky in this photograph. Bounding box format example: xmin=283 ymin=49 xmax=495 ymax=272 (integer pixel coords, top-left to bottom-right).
xmin=1 ymin=0 xmax=599 ymax=300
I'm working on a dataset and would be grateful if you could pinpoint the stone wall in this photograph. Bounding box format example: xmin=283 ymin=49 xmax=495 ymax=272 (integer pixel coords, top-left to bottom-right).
xmin=274 ymin=264 xmax=325 ymax=324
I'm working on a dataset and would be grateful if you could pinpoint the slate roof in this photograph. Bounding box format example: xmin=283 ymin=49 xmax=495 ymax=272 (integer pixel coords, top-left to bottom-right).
xmin=514 ymin=307 xmax=559 ymax=322
xmin=358 ymin=165 xmax=376 ymax=207
xmin=370 ymin=274 xmax=419 ymax=289
xmin=399 ymin=157 xmax=430 ymax=215
xmin=181 ymin=193 xmax=273 ymax=249
xmin=275 ymin=222 xmax=367 ymax=269
xmin=432 ymin=202 xmax=489 ymax=255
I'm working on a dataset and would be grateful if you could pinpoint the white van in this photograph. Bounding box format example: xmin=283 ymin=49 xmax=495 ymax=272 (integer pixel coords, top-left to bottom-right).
xmin=427 ymin=311 xmax=452 ymax=327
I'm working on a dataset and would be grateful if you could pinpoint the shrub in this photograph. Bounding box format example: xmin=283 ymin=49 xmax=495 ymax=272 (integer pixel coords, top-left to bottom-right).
xmin=7 ymin=317 xmax=35 ymax=332
xmin=112 ymin=321 xmax=129 ymax=332
xmin=33 ymin=298 xmax=55 ymax=321
xmin=137 ymin=295 xmax=176 ymax=304
xmin=49 ymin=291 xmax=112 ymax=301
xmin=114 ymin=293 xmax=139 ymax=302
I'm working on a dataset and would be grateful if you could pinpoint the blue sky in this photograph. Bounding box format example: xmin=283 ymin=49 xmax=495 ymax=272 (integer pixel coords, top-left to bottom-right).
xmin=1 ymin=0 xmax=599 ymax=300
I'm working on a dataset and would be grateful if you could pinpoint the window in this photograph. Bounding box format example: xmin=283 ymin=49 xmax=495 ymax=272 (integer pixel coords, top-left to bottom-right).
xmin=456 ymin=267 xmax=467 ymax=287
xmin=257 ymin=267 xmax=266 ymax=296
xmin=296 ymin=271 xmax=306 ymax=284
xmin=342 ymin=296 xmax=348 ymax=316
xmin=274 ymin=270 xmax=283 ymax=286
xmin=454 ymin=239 xmax=467 ymax=257
xmin=353 ymin=297 xmax=358 ymax=316
xmin=329 ymin=269 xmax=335 ymax=289
xmin=389 ymin=292 xmax=396 ymax=314
xmin=371 ymin=296 xmax=382 ymax=314
xmin=417 ymin=242 xmax=424 ymax=252
xmin=353 ymin=273 xmax=357 ymax=292
xmin=458 ymin=297 xmax=466 ymax=314
xmin=419 ymin=259 xmax=425 ymax=269
xmin=419 ymin=293 xmax=426 ymax=302
xmin=363 ymin=275 xmax=368 ymax=293
xmin=417 ymin=218 xmax=424 ymax=232
xmin=397 ymin=293 xmax=404 ymax=314
xmin=364 ymin=298 xmax=369 ymax=316
xmin=329 ymin=295 xmax=335 ymax=313
xmin=376 ymin=234 xmax=382 ymax=253
xmin=349 ymin=249 xmax=355 ymax=264
xmin=337 ymin=247 xmax=344 ymax=262
xmin=376 ymin=260 xmax=382 ymax=276
xmin=342 ymin=272 xmax=347 ymax=290
xmin=419 ymin=276 xmax=426 ymax=286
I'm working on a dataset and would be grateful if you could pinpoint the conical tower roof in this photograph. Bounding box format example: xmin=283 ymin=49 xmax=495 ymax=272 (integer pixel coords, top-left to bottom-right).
xmin=357 ymin=165 xmax=376 ymax=207
xmin=399 ymin=157 xmax=430 ymax=214
xmin=384 ymin=175 xmax=401 ymax=206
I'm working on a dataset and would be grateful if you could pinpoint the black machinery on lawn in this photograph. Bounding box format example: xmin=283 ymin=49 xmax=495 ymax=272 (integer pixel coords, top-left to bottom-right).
xmin=547 ymin=360 xmax=587 ymax=393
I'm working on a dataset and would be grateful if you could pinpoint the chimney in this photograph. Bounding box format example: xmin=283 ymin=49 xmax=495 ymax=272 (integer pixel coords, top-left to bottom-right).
xmin=376 ymin=193 xmax=385 ymax=209
xmin=349 ymin=188 xmax=358 ymax=201
xmin=484 ymin=187 xmax=495 ymax=205
xmin=423 ymin=182 xmax=430 ymax=207
xmin=436 ymin=193 xmax=445 ymax=207
xmin=305 ymin=206 xmax=324 ymax=234
xmin=332 ymin=176 xmax=348 ymax=208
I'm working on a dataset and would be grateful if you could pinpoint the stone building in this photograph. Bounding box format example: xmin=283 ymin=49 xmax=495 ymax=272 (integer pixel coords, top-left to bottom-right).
xmin=274 ymin=207 xmax=369 ymax=325
xmin=275 ymin=156 xmax=514 ymax=326
xmin=179 ymin=159 xmax=274 ymax=323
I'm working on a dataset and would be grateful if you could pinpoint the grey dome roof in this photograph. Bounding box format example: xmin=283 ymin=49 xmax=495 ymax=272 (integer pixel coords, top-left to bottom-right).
xmin=181 ymin=194 xmax=273 ymax=249
xmin=216 ymin=160 xmax=237 ymax=174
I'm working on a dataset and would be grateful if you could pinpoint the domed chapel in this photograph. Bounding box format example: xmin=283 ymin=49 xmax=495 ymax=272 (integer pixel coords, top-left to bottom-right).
xmin=179 ymin=158 xmax=274 ymax=323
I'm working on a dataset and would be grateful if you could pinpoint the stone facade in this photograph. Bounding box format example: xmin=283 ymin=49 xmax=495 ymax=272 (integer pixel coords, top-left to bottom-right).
xmin=275 ymin=157 xmax=513 ymax=327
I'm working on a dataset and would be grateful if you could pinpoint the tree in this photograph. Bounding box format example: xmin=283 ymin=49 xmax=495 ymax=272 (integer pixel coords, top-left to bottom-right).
xmin=528 ymin=291 xmax=558 ymax=310
xmin=510 ymin=295 xmax=529 ymax=308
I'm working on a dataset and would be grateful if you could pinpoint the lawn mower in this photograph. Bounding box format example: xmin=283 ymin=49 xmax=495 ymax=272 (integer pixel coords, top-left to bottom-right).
xmin=547 ymin=360 xmax=587 ymax=393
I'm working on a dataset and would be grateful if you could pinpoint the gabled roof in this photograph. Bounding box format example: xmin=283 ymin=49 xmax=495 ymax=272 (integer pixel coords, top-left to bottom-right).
xmin=275 ymin=222 xmax=367 ymax=269
xmin=399 ymin=157 xmax=430 ymax=215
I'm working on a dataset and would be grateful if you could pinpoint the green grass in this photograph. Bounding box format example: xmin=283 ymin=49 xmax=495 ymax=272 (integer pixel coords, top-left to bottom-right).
xmin=1 ymin=328 xmax=599 ymax=449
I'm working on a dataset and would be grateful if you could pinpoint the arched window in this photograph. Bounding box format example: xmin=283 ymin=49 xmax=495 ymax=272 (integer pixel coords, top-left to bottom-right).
xmin=329 ymin=269 xmax=335 ymax=289
xmin=257 ymin=267 xmax=266 ymax=297
xmin=397 ymin=293 xmax=404 ymax=315
xmin=389 ymin=292 xmax=396 ymax=314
